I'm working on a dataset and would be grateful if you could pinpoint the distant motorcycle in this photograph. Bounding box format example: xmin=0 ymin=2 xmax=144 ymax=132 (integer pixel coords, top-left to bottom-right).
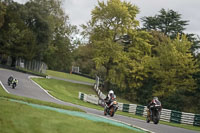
xmin=11 ymin=79 xmax=18 ymax=89
xmin=7 ymin=76 xmax=14 ymax=86
xmin=104 ymin=98 xmax=118 ymax=117
xmin=146 ymin=104 xmax=162 ymax=124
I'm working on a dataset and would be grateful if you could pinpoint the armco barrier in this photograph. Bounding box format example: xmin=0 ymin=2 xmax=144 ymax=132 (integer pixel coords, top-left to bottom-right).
xmin=194 ymin=114 xmax=200 ymax=126
xmin=170 ymin=110 xmax=182 ymax=124
xmin=122 ymin=104 xmax=129 ymax=112
xmin=79 ymin=92 xmax=85 ymax=101
xmin=136 ymin=105 xmax=145 ymax=116
xmin=160 ymin=109 xmax=171 ymax=122
xmin=129 ymin=104 xmax=137 ymax=113
xmin=79 ymin=92 xmax=99 ymax=105
xmin=118 ymin=103 xmax=123 ymax=111
xmin=143 ymin=106 xmax=148 ymax=117
xmin=181 ymin=112 xmax=195 ymax=125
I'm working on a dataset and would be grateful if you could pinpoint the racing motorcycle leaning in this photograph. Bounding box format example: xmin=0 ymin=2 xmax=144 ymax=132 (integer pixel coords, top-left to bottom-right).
xmin=104 ymin=97 xmax=118 ymax=117
xmin=7 ymin=76 xmax=13 ymax=86
xmin=12 ymin=79 xmax=18 ymax=89
xmin=146 ymin=101 xmax=162 ymax=124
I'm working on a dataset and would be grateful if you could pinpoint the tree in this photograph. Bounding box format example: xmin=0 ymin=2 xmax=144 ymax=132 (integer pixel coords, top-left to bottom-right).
xmin=0 ymin=1 xmax=34 ymax=66
xmin=0 ymin=0 xmax=76 ymax=71
xmin=0 ymin=1 xmax=6 ymax=28
xmin=142 ymin=8 xmax=189 ymax=39
xmin=82 ymin=0 xmax=140 ymax=90
xmin=82 ymin=1 xmax=153 ymax=103
xmin=149 ymin=35 xmax=199 ymax=111
xmin=72 ymin=44 xmax=96 ymax=75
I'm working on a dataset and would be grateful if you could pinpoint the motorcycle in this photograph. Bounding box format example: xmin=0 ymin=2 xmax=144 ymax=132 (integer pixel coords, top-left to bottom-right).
xmin=11 ymin=79 xmax=18 ymax=89
xmin=7 ymin=77 xmax=13 ymax=86
xmin=104 ymin=98 xmax=118 ymax=117
xmin=146 ymin=104 xmax=161 ymax=124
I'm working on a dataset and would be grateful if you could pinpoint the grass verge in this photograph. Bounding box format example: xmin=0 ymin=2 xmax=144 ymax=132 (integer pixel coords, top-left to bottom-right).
xmin=32 ymin=78 xmax=104 ymax=110
xmin=33 ymin=78 xmax=200 ymax=132
xmin=0 ymin=98 xmax=140 ymax=133
xmin=46 ymin=70 xmax=95 ymax=84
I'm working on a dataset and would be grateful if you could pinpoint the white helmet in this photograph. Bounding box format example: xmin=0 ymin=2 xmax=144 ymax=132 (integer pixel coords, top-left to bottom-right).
xmin=109 ymin=90 xmax=114 ymax=95
xmin=153 ymin=97 xmax=158 ymax=100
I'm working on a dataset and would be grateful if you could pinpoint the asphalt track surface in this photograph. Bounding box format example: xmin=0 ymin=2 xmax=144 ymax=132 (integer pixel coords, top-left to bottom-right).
xmin=0 ymin=68 xmax=199 ymax=133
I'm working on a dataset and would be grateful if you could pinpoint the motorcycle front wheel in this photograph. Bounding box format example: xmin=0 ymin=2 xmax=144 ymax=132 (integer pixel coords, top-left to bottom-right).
xmin=110 ymin=107 xmax=115 ymax=117
xmin=104 ymin=109 xmax=107 ymax=116
xmin=12 ymin=83 xmax=16 ymax=89
xmin=146 ymin=116 xmax=150 ymax=123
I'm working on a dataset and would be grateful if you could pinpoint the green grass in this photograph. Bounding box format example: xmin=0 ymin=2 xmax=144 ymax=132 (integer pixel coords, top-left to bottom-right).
xmin=32 ymin=78 xmax=131 ymax=110
xmin=0 ymin=84 xmax=83 ymax=112
xmin=32 ymin=78 xmax=200 ymax=131
xmin=46 ymin=70 xmax=95 ymax=84
xmin=32 ymin=78 xmax=104 ymax=110
xmin=0 ymin=98 xmax=139 ymax=133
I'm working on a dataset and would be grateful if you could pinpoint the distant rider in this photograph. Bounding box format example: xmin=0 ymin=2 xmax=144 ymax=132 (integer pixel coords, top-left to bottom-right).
xmin=104 ymin=90 xmax=115 ymax=107
xmin=8 ymin=75 xmax=14 ymax=85
xmin=12 ymin=78 xmax=18 ymax=84
xmin=147 ymin=97 xmax=162 ymax=117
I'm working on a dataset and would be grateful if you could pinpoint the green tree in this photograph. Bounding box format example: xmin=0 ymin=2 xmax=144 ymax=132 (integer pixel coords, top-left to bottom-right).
xmin=149 ymin=35 xmax=199 ymax=110
xmin=72 ymin=44 xmax=96 ymax=75
xmin=0 ymin=0 xmax=76 ymax=71
xmin=0 ymin=1 xmax=6 ymax=28
xmin=0 ymin=1 xmax=35 ymax=66
xmin=142 ymin=8 xmax=189 ymax=39
xmin=82 ymin=0 xmax=140 ymax=90
xmin=82 ymin=0 xmax=153 ymax=102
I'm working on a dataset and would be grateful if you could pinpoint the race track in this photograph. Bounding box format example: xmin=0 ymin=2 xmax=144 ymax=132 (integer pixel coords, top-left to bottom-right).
xmin=0 ymin=68 xmax=198 ymax=133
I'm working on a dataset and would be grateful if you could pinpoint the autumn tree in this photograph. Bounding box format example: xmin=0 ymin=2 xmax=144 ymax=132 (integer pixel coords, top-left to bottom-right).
xmin=82 ymin=0 xmax=153 ymax=101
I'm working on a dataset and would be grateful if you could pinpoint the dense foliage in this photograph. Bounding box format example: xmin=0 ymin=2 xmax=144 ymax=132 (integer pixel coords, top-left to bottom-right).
xmin=0 ymin=0 xmax=76 ymax=71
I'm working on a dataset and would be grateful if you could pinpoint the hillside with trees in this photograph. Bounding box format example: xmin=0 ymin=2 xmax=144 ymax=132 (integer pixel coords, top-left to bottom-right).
xmin=0 ymin=0 xmax=200 ymax=113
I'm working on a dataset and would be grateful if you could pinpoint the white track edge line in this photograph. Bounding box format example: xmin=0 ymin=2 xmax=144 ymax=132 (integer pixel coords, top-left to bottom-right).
xmin=28 ymin=76 xmax=64 ymax=103
xmin=0 ymin=80 xmax=10 ymax=93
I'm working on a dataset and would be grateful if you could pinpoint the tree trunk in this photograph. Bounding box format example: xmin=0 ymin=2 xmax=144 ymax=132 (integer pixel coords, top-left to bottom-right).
xmin=11 ymin=56 xmax=16 ymax=67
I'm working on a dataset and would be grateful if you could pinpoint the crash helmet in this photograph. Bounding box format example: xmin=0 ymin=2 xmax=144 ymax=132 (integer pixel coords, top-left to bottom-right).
xmin=109 ymin=90 xmax=114 ymax=95
xmin=153 ymin=97 xmax=158 ymax=100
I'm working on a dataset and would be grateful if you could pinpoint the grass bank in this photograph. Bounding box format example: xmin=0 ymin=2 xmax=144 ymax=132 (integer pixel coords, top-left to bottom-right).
xmin=32 ymin=78 xmax=103 ymax=110
xmin=0 ymin=98 xmax=140 ymax=133
xmin=46 ymin=70 xmax=132 ymax=104
xmin=46 ymin=70 xmax=95 ymax=84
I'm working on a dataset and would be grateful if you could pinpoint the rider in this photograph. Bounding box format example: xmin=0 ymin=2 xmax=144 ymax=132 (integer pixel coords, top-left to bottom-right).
xmin=104 ymin=90 xmax=115 ymax=107
xmin=12 ymin=78 xmax=18 ymax=84
xmin=147 ymin=97 xmax=162 ymax=117
xmin=8 ymin=75 xmax=14 ymax=85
